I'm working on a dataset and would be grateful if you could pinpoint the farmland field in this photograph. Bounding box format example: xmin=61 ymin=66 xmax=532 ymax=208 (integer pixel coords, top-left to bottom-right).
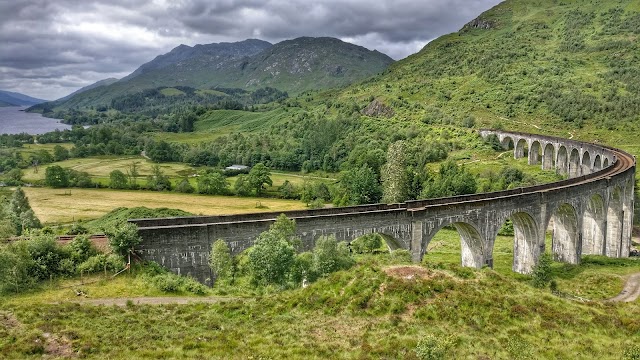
xmin=21 ymin=187 xmax=307 ymax=224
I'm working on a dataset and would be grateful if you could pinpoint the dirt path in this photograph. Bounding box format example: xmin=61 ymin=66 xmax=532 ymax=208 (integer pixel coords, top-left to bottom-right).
xmin=65 ymin=296 xmax=244 ymax=306
xmin=608 ymin=273 xmax=640 ymax=302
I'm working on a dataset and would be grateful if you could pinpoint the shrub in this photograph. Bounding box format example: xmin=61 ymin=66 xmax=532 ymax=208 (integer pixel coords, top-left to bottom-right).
xmin=78 ymin=254 xmax=125 ymax=274
xmin=532 ymin=252 xmax=553 ymax=288
xmin=415 ymin=334 xmax=456 ymax=360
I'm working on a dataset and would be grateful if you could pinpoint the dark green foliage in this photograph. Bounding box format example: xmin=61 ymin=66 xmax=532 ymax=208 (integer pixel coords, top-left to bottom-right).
xmin=248 ymin=227 xmax=295 ymax=286
xmin=8 ymin=188 xmax=41 ymax=235
xmin=277 ymin=180 xmax=298 ymax=199
xmin=77 ymin=254 xmax=125 ymax=274
xmin=175 ymin=178 xmax=195 ymax=193
xmin=197 ymin=170 xmax=228 ymax=195
xmin=109 ymin=170 xmax=128 ymax=189
xmin=85 ymin=206 xmax=192 ymax=232
xmin=106 ymin=223 xmax=142 ymax=257
xmin=145 ymin=164 xmax=172 ymax=191
xmin=421 ymin=160 xmax=477 ymax=198
xmin=312 ymin=236 xmax=354 ymax=278
xmin=532 ymin=252 xmax=553 ymax=288
xmin=44 ymin=165 xmax=69 ymax=188
xmin=247 ymin=163 xmax=272 ymax=196
xmin=335 ymin=165 xmax=381 ymax=205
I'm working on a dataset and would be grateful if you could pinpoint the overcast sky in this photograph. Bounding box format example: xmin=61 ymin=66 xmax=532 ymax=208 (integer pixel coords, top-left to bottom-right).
xmin=0 ymin=0 xmax=502 ymax=100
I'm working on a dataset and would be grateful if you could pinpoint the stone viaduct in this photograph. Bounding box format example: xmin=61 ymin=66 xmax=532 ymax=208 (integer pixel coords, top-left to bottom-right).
xmin=130 ymin=130 xmax=636 ymax=284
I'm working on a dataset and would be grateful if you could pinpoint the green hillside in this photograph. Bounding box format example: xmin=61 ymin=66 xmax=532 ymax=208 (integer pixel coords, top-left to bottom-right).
xmin=336 ymin=0 xmax=640 ymax=140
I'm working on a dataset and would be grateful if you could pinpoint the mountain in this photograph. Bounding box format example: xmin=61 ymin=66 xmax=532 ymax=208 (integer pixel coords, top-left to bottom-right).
xmin=0 ymin=90 xmax=46 ymax=107
xmin=57 ymin=78 xmax=119 ymax=102
xmin=42 ymin=37 xmax=394 ymax=111
xmin=334 ymin=0 xmax=640 ymax=135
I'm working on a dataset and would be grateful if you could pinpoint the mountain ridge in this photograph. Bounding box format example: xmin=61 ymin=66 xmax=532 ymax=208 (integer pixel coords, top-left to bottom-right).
xmin=45 ymin=37 xmax=393 ymax=111
xmin=0 ymin=90 xmax=47 ymax=107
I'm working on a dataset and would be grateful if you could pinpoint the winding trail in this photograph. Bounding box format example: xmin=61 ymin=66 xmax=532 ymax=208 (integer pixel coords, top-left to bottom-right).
xmin=65 ymin=296 xmax=244 ymax=306
xmin=608 ymin=273 xmax=640 ymax=303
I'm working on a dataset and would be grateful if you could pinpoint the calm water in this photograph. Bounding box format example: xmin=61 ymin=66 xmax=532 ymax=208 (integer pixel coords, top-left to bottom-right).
xmin=0 ymin=106 xmax=71 ymax=135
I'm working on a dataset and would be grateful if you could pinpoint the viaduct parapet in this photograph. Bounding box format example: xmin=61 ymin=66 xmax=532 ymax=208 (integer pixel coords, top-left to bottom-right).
xmin=130 ymin=130 xmax=636 ymax=284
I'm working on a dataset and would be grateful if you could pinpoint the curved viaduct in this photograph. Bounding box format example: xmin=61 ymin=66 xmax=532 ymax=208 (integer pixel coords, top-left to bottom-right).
xmin=130 ymin=130 xmax=636 ymax=284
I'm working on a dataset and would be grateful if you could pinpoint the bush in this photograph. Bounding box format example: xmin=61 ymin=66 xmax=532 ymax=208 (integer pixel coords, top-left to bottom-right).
xmin=415 ymin=334 xmax=456 ymax=360
xmin=77 ymin=254 xmax=125 ymax=274
xmin=532 ymin=252 xmax=553 ymax=288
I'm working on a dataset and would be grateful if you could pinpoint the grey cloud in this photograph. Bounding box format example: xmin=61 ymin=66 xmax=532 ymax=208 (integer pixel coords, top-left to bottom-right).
xmin=0 ymin=0 xmax=502 ymax=99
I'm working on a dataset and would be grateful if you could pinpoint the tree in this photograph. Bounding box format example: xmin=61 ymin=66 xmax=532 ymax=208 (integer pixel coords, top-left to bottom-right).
xmin=381 ymin=140 xmax=408 ymax=203
xmin=248 ymin=215 xmax=296 ymax=285
xmin=175 ymin=178 xmax=195 ymax=193
xmin=44 ymin=165 xmax=69 ymax=188
xmin=127 ymin=161 xmax=140 ymax=189
xmin=234 ymin=174 xmax=252 ymax=196
xmin=109 ymin=170 xmax=128 ymax=189
xmin=146 ymin=164 xmax=172 ymax=191
xmin=9 ymin=188 xmax=41 ymax=235
xmin=107 ymin=223 xmax=141 ymax=258
xmin=209 ymin=239 xmax=232 ymax=281
xmin=197 ymin=170 xmax=228 ymax=195
xmin=53 ymin=145 xmax=70 ymax=161
xmin=5 ymin=168 xmax=23 ymax=185
xmin=312 ymin=235 xmax=354 ymax=277
xmin=532 ymin=252 xmax=553 ymax=288
xmin=336 ymin=165 xmax=381 ymax=205
xmin=247 ymin=163 xmax=273 ymax=196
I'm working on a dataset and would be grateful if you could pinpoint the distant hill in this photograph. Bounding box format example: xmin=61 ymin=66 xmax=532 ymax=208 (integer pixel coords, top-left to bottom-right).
xmin=41 ymin=37 xmax=394 ymax=111
xmin=56 ymin=78 xmax=119 ymax=102
xmin=0 ymin=90 xmax=46 ymax=107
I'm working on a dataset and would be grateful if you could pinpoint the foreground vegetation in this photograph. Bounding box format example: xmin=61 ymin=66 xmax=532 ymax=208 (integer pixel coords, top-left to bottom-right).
xmin=1 ymin=225 xmax=638 ymax=359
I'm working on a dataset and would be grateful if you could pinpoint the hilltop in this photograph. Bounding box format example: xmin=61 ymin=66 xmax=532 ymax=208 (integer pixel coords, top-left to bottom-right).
xmin=42 ymin=37 xmax=393 ymax=111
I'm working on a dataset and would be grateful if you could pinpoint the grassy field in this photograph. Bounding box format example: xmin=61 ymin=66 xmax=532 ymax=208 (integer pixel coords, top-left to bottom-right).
xmin=21 ymin=187 xmax=306 ymax=224
xmin=21 ymin=156 xmax=194 ymax=183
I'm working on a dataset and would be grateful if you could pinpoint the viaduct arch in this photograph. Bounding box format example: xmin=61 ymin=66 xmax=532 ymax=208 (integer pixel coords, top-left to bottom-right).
xmin=130 ymin=130 xmax=636 ymax=284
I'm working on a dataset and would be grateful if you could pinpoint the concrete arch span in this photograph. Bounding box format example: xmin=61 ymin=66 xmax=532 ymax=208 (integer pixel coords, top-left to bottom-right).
xmin=508 ymin=212 xmax=541 ymax=274
xmin=582 ymin=194 xmax=606 ymax=255
xmin=606 ymin=186 xmax=624 ymax=257
xmin=582 ymin=151 xmax=592 ymax=175
xmin=551 ymin=203 xmax=580 ymax=264
xmin=569 ymin=148 xmax=580 ymax=178
xmin=425 ymin=222 xmax=487 ymax=269
xmin=543 ymin=143 xmax=555 ymax=170
xmin=557 ymin=146 xmax=568 ymax=175
xmin=529 ymin=141 xmax=542 ymax=165
xmin=501 ymin=136 xmax=515 ymax=150
xmin=593 ymin=155 xmax=602 ymax=170
xmin=515 ymin=138 xmax=528 ymax=159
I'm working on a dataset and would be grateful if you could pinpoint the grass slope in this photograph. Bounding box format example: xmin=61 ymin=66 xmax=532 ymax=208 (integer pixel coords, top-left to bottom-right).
xmin=0 ymin=250 xmax=638 ymax=358
xmin=336 ymin=0 xmax=640 ymax=147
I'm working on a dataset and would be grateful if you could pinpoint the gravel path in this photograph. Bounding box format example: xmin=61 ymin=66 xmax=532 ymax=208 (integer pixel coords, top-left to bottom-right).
xmin=68 ymin=296 xmax=244 ymax=306
xmin=608 ymin=273 xmax=640 ymax=303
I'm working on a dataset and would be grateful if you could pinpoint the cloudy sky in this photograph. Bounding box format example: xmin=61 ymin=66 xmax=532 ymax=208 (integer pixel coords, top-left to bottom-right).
xmin=0 ymin=0 xmax=502 ymax=100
